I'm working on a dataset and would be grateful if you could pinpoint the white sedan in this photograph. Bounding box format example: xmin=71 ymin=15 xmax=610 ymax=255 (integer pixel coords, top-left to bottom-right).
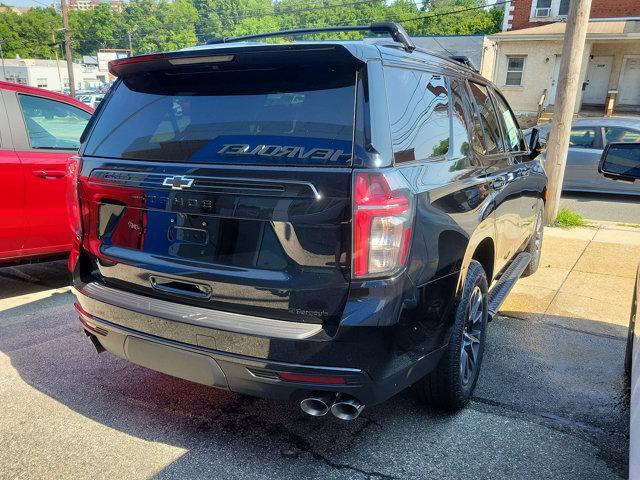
xmin=77 ymin=93 xmax=104 ymax=109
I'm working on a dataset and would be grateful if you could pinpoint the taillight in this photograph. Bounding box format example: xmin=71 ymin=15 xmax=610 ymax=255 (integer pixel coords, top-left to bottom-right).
xmin=353 ymin=171 xmax=414 ymax=278
xmin=66 ymin=156 xmax=82 ymax=272
xmin=66 ymin=156 xmax=82 ymax=239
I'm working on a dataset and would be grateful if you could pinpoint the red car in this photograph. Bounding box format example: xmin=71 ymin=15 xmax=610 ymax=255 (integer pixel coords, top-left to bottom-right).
xmin=0 ymin=81 xmax=93 ymax=265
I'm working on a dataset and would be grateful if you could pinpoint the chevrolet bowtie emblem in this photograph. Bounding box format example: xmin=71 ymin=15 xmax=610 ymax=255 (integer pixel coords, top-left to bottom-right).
xmin=162 ymin=175 xmax=194 ymax=190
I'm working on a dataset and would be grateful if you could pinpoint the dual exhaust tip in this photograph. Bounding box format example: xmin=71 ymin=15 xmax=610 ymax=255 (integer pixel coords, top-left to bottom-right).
xmin=300 ymin=392 xmax=364 ymax=421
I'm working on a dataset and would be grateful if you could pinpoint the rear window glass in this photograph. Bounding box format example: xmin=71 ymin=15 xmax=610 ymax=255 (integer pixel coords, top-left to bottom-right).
xmin=83 ymin=64 xmax=357 ymax=166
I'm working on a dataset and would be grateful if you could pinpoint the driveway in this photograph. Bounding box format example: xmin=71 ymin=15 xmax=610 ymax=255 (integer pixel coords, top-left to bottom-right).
xmin=0 ymin=245 xmax=630 ymax=479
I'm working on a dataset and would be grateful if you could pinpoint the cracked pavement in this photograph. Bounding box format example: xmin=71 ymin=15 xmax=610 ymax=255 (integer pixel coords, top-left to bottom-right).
xmin=0 ymin=261 xmax=630 ymax=479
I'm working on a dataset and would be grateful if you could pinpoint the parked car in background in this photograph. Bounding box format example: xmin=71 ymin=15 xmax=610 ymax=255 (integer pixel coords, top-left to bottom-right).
xmin=530 ymin=117 xmax=640 ymax=195
xmin=599 ymin=142 xmax=640 ymax=479
xmin=70 ymin=23 xmax=546 ymax=420
xmin=0 ymin=81 xmax=93 ymax=265
xmin=77 ymin=93 xmax=104 ymax=110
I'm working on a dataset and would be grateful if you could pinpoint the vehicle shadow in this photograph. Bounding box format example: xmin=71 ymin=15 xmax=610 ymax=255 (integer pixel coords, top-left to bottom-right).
xmin=0 ymin=260 xmax=70 ymax=301
xmin=0 ymin=263 xmax=630 ymax=479
xmin=563 ymin=191 xmax=640 ymax=205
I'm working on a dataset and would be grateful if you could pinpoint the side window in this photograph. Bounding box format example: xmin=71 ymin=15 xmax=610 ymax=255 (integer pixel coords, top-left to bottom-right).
xmin=468 ymin=82 xmax=505 ymax=155
xmin=385 ymin=67 xmax=450 ymax=163
xmin=492 ymin=90 xmax=523 ymax=152
xmin=449 ymin=78 xmax=471 ymax=159
xmin=604 ymin=127 xmax=640 ymax=145
xmin=569 ymin=127 xmax=598 ymax=149
xmin=18 ymin=94 xmax=91 ymax=150
xmin=505 ymin=56 xmax=525 ymax=87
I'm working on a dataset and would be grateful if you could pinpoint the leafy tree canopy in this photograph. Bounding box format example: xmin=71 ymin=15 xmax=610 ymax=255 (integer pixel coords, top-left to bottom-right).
xmin=0 ymin=0 xmax=502 ymax=58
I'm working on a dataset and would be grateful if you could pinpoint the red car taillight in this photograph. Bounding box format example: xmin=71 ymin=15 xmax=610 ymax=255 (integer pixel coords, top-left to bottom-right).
xmin=353 ymin=172 xmax=414 ymax=278
xmin=66 ymin=156 xmax=82 ymax=272
xmin=66 ymin=156 xmax=82 ymax=239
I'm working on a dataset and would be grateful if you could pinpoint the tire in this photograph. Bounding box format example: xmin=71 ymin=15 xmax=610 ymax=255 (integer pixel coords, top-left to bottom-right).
xmin=415 ymin=260 xmax=489 ymax=411
xmin=522 ymin=207 xmax=544 ymax=277
xmin=625 ymin=314 xmax=634 ymax=381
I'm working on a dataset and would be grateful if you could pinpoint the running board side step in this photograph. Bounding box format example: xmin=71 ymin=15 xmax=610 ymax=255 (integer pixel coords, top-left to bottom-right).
xmin=487 ymin=252 xmax=532 ymax=320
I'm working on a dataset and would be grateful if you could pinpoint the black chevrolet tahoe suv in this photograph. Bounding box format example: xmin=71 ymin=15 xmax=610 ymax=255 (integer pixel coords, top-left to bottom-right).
xmin=70 ymin=23 xmax=546 ymax=420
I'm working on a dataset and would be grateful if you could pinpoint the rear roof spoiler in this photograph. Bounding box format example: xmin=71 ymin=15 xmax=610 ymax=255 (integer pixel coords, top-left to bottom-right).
xmin=108 ymin=44 xmax=366 ymax=77
xmin=207 ymin=22 xmax=416 ymax=52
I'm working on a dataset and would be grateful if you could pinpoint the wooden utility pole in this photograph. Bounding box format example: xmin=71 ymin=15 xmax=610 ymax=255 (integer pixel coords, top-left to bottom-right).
xmin=51 ymin=31 xmax=63 ymax=92
xmin=60 ymin=0 xmax=76 ymax=96
xmin=128 ymin=32 xmax=133 ymax=55
xmin=543 ymin=0 xmax=593 ymax=224
xmin=0 ymin=39 xmax=6 ymax=81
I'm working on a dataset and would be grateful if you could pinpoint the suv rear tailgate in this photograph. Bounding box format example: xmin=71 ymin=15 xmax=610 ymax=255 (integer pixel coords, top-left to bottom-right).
xmin=78 ymin=46 xmax=363 ymax=326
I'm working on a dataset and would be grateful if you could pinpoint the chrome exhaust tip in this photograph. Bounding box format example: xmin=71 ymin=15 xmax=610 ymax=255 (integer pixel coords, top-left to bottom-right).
xmin=300 ymin=392 xmax=335 ymax=417
xmin=330 ymin=394 xmax=364 ymax=421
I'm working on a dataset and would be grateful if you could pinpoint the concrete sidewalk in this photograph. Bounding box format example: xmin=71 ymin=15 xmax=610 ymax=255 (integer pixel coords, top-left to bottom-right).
xmin=502 ymin=224 xmax=640 ymax=337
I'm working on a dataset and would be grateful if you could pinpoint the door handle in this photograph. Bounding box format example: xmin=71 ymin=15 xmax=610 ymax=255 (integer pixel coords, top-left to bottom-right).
xmin=149 ymin=276 xmax=212 ymax=300
xmin=491 ymin=178 xmax=506 ymax=190
xmin=33 ymin=170 xmax=66 ymax=179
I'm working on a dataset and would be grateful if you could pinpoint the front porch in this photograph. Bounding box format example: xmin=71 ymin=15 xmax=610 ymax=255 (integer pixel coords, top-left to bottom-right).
xmin=532 ymin=104 xmax=640 ymax=127
xmin=487 ymin=20 xmax=640 ymax=127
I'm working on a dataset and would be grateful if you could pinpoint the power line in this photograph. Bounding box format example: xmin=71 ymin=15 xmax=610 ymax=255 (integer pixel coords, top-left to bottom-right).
xmin=386 ymin=0 xmax=511 ymax=23
xmin=120 ymin=0 xmax=512 ymax=52
xmin=11 ymin=0 xmax=57 ymax=9
xmin=0 ymin=0 xmax=513 ymax=55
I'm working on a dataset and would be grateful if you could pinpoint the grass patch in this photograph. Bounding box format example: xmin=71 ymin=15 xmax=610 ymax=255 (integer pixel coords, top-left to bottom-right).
xmin=554 ymin=208 xmax=586 ymax=228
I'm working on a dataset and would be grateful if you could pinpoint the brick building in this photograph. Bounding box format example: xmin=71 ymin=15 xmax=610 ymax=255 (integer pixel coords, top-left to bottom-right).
xmin=502 ymin=0 xmax=640 ymax=32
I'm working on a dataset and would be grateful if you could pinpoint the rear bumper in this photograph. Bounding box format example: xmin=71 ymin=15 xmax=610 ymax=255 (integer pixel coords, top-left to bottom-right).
xmin=74 ymin=283 xmax=446 ymax=406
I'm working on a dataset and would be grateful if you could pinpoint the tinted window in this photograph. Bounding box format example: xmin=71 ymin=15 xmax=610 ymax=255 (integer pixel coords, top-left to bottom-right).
xmin=492 ymin=90 xmax=522 ymax=151
xmin=559 ymin=0 xmax=570 ymax=15
xmin=84 ymin=64 xmax=356 ymax=166
xmin=18 ymin=94 xmax=90 ymax=150
xmin=569 ymin=127 xmax=597 ymax=148
xmin=450 ymin=79 xmax=471 ymax=158
xmin=601 ymin=143 xmax=640 ymax=178
xmin=385 ymin=68 xmax=450 ymax=163
xmin=468 ymin=82 xmax=504 ymax=155
xmin=604 ymin=127 xmax=640 ymax=145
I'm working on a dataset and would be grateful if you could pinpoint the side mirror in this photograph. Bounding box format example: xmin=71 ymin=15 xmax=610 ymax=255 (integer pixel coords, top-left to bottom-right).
xmin=598 ymin=142 xmax=640 ymax=182
xmin=528 ymin=128 xmax=543 ymax=160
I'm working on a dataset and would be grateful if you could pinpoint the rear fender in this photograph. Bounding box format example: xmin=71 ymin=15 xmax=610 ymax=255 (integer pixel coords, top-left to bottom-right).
xmin=456 ymin=216 xmax=498 ymax=297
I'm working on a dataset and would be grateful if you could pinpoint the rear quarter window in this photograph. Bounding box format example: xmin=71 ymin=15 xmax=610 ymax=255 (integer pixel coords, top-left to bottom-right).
xmin=384 ymin=67 xmax=450 ymax=163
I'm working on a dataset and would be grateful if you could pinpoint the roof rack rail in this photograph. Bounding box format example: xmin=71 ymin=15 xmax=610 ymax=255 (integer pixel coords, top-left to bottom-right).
xmin=206 ymin=22 xmax=416 ymax=52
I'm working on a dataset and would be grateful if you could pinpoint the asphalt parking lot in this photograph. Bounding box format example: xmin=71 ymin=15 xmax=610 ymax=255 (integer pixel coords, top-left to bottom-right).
xmin=0 ymin=260 xmax=630 ymax=480
xmin=560 ymin=192 xmax=640 ymax=224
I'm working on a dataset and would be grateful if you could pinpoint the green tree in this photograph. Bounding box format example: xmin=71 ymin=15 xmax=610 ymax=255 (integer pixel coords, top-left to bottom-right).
xmin=410 ymin=0 xmax=504 ymax=35
xmin=0 ymin=0 xmax=504 ymax=60
xmin=123 ymin=0 xmax=198 ymax=54
xmin=193 ymin=0 xmax=273 ymax=40
xmin=70 ymin=4 xmax=125 ymax=55
xmin=0 ymin=7 xmax=62 ymax=59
